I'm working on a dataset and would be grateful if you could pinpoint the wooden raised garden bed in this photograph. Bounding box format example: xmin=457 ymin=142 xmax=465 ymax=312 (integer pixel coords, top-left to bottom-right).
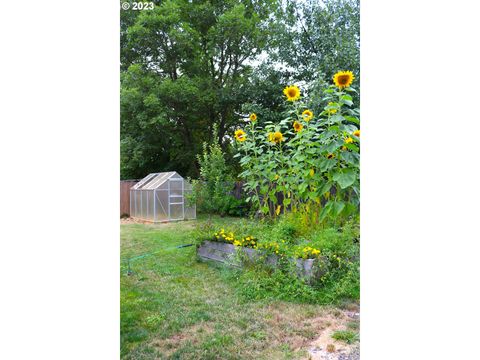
xmin=197 ymin=240 xmax=326 ymax=281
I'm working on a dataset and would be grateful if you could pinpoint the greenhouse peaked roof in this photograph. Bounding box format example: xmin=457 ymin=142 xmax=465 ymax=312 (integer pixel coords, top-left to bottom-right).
xmin=132 ymin=171 xmax=182 ymax=190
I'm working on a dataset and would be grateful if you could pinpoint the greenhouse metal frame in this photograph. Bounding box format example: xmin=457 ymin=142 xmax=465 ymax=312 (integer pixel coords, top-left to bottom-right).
xmin=130 ymin=172 xmax=196 ymax=222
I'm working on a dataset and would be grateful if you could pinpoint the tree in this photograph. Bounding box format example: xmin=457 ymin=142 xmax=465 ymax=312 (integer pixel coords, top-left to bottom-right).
xmin=273 ymin=0 xmax=359 ymax=86
xmin=120 ymin=0 xmax=277 ymax=179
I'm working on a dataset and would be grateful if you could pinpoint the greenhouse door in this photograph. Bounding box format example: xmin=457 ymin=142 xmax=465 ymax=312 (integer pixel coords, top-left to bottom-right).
xmin=169 ymin=178 xmax=184 ymax=220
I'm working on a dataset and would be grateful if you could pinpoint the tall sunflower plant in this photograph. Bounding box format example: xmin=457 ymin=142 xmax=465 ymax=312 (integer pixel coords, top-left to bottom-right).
xmin=234 ymin=71 xmax=360 ymax=224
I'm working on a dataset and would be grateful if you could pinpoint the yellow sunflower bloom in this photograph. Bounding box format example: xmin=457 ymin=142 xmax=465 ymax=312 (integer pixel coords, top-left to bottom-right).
xmin=327 ymin=153 xmax=335 ymax=159
xmin=293 ymin=121 xmax=303 ymax=132
xmin=269 ymin=131 xmax=284 ymax=144
xmin=341 ymin=146 xmax=347 ymax=151
xmin=333 ymin=70 xmax=355 ymax=89
xmin=249 ymin=113 xmax=257 ymax=122
xmin=327 ymin=102 xmax=337 ymax=115
xmin=302 ymin=109 xmax=313 ymax=121
xmin=310 ymin=168 xmax=314 ymax=177
xmin=234 ymin=129 xmax=246 ymax=142
xmin=283 ymin=85 xmax=301 ymax=101
xmin=345 ymin=137 xmax=353 ymax=144
xmin=353 ymin=129 xmax=360 ymax=137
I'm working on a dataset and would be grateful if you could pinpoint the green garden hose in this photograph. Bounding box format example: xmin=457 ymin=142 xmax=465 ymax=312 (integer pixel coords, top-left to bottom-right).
xmin=122 ymin=243 xmax=194 ymax=275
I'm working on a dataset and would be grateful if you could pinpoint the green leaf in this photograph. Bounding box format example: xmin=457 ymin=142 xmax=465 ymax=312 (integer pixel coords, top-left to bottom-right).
xmin=344 ymin=116 xmax=360 ymax=125
xmin=330 ymin=114 xmax=344 ymax=123
xmin=340 ymin=151 xmax=359 ymax=165
xmin=269 ymin=192 xmax=277 ymax=203
xmin=320 ymin=181 xmax=333 ymax=195
xmin=319 ymin=201 xmax=333 ymax=221
xmin=332 ymin=169 xmax=357 ymax=189
xmin=298 ymin=182 xmax=308 ymax=193
xmin=345 ymin=143 xmax=359 ymax=152
xmin=318 ymin=157 xmax=336 ymax=172
xmin=332 ymin=201 xmax=345 ymax=216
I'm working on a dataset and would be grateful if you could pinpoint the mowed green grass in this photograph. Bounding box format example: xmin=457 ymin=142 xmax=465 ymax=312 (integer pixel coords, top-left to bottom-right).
xmin=121 ymin=217 xmax=346 ymax=359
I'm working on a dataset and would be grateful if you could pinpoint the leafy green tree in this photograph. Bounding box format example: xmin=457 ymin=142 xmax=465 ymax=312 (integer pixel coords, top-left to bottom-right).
xmin=273 ymin=0 xmax=359 ymax=85
xmin=120 ymin=0 xmax=277 ymax=179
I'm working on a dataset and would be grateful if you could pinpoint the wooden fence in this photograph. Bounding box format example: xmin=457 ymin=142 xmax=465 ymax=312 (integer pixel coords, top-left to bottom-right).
xmin=120 ymin=180 xmax=140 ymax=216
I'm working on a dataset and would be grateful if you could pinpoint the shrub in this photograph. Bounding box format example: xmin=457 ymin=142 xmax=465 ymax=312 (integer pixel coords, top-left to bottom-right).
xmin=192 ymin=127 xmax=249 ymax=216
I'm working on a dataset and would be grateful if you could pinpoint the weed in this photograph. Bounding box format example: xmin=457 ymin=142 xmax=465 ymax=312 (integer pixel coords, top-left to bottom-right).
xmin=347 ymin=321 xmax=359 ymax=331
xmin=331 ymin=330 xmax=359 ymax=344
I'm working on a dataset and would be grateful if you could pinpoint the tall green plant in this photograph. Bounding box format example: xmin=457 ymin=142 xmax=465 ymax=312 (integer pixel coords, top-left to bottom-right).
xmin=234 ymin=71 xmax=360 ymax=224
xmin=193 ymin=127 xmax=248 ymax=216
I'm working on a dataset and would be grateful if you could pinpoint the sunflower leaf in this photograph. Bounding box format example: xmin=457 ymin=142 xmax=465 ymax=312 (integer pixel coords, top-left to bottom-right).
xmin=332 ymin=169 xmax=356 ymax=189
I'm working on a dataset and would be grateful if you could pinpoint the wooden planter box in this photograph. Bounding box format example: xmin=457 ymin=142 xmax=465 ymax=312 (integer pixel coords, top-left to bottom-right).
xmin=197 ymin=240 xmax=326 ymax=281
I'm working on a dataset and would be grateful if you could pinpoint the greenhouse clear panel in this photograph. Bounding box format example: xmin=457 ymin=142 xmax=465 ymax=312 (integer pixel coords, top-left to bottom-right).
xmin=147 ymin=190 xmax=154 ymax=221
xmin=170 ymin=203 xmax=184 ymax=220
xmin=142 ymin=191 xmax=148 ymax=219
xmin=169 ymin=179 xmax=183 ymax=196
xmin=155 ymin=190 xmax=169 ymax=221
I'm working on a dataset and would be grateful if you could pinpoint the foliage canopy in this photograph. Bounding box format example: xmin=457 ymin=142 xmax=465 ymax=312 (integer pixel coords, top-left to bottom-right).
xmin=120 ymin=0 xmax=360 ymax=179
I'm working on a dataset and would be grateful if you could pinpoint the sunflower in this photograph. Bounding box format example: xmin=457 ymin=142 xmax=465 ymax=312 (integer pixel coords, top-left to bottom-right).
xmin=309 ymin=169 xmax=315 ymax=177
xmin=327 ymin=102 xmax=338 ymax=115
xmin=302 ymin=109 xmax=313 ymax=121
xmin=345 ymin=137 xmax=353 ymax=144
xmin=269 ymin=131 xmax=284 ymax=144
xmin=333 ymin=70 xmax=355 ymax=89
xmin=234 ymin=129 xmax=246 ymax=142
xmin=353 ymin=129 xmax=360 ymax=137
xmin=283 ymin=85 xmax=301 ymax=101
xmin=327 ymin=153 xmax=335 ymax=159
xmin=293 ymin=121 xmax=303 ymax=132
xmin=249 ymin=113 xmax=257 ymax=122
xmin=341 ymin=146 xmax=348 ymax=151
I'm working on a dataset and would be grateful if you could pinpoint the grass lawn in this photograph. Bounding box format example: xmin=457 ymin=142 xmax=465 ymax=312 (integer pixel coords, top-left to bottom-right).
xmin=121 ymin=216 xmax=359 ymax=359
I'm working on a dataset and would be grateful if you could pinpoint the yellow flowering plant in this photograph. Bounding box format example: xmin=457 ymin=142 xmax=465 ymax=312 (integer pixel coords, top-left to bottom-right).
xmin=212 ymin=228 xmax=258 ymax=248
xmin=234 ymin=72 xmax=359 ymax=223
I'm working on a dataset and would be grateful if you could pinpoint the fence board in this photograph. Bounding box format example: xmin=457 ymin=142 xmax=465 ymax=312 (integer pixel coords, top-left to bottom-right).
xmin=120 ymin=180 xmax=140 ymax=216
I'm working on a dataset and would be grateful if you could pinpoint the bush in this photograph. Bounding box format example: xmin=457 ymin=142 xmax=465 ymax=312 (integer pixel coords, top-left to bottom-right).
xmin=192 ymin=129 xmax=249 ymax=216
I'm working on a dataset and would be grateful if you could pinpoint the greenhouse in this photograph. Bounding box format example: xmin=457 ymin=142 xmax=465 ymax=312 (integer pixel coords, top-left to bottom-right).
xmin=130 ymin=172 xmax=196 ymax=222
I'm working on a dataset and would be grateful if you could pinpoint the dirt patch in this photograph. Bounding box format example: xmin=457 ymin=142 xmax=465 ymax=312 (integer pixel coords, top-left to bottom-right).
xmin=120 ymin=217 xmax=196 ymax=229
xmin=121 ymin=217 xmax=164 ymax=225
xmin=257 ymin=303 xmax=359 ymax=359
xmin=149 ymin=322 xmax=215 ymax=356
xmin=304 ymin=309 xmax=360 ymax=360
